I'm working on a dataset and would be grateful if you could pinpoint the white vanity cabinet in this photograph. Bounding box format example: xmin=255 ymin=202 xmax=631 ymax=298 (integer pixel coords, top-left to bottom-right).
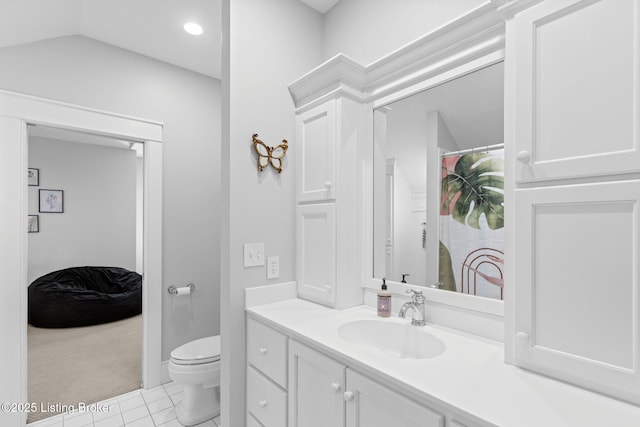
xmin=244 ymin=313 xmax=489 ymax=427
xmin=287 ymin=338 xmax=480 ymax=427
xmin=344 ymin=369 xmax=444 ymax=427
xmin=294 ymin=94 xmax=364 ymax=309
xmin=246 ymin=317 xmax=289 ymax=427
xmin=510 ymin=0 xmax=640 ymax=405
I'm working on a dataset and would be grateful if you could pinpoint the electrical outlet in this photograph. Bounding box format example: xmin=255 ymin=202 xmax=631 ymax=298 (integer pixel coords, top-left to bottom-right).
xmin=267 ymin=256 xmax=280 ymax=279
xmin=243 ymin=243 xmax=265 ymax=267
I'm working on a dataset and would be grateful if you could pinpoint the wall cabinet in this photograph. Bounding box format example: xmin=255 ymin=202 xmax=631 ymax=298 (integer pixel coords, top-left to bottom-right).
xmin=513 ymin=0 xmax=640 ymax=183
xmin=514 ymin=180 xmax=640 ymax=403
xmin=296 ymin=101 xmax=336 ymax=203
xmin=294 ymin=96 xmax=364 ymax=309
xmin=511 ymin=0 xmax=640 ymax=405
xmin=296 ymin=204 xmax=336 ymax=305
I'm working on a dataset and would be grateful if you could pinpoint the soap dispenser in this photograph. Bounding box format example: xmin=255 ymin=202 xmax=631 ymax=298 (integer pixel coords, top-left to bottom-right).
xmin=377 ymin=278 xmax=391 ymax=317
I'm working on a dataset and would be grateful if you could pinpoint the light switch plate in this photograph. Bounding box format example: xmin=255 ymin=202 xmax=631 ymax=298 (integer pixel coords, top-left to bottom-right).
xmin=243 ymin=242 xmax=265 ymax=267
xmin=267 ymin=256 xmax=280 ymax=279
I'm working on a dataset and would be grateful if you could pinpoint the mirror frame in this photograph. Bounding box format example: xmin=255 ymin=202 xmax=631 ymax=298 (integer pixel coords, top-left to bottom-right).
xmin=366 ymin=57 xmax=506 ymax=316
xmin=0 ymin=89 xmax=163 ymax=426
xmin=359 ymin=4 xmax=509 ymax=323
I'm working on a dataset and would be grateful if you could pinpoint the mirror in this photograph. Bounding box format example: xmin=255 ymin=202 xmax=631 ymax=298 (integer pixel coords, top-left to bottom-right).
xmin=373 ymin=62 xmax=504 ymax=300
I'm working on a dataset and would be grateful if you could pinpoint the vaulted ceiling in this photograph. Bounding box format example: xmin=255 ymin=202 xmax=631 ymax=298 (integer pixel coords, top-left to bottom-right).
xmin=0 ymin=0 xmax=340 ymax=80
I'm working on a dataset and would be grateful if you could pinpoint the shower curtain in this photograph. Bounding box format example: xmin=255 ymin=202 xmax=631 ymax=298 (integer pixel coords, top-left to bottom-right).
xmin=439 ymin=148 xmax=505 ymax=300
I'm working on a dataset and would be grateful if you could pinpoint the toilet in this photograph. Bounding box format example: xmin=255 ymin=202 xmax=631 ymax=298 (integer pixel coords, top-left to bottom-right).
xmin=168 ymin=335 xmax=221 ymax=426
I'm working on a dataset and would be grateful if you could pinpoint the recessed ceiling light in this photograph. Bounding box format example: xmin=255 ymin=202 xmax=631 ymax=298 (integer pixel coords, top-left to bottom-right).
xmin=184 ymin=22 xmax=203 ymax=36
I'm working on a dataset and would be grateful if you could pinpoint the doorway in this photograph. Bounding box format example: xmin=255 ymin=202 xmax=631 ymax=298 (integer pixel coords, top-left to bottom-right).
xmin=26 ymin=127 xmax=144 ymax=422
xmin=0 ymin=89 xmax=163 ymax=427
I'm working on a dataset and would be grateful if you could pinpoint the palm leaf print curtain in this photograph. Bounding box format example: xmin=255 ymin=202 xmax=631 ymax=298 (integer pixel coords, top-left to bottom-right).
xmin=439 ymin=149 xmax=505 ymax=300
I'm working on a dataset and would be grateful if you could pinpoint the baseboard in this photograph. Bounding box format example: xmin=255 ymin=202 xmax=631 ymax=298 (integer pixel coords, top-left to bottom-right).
xmin=160 ymin=360 xmax=171 ymax=385
xmin=244 ymin=281 xmax=297 ymax=308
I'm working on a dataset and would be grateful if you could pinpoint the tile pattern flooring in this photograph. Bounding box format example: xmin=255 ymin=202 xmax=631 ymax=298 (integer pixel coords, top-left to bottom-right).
xmin=27 ymin=382 xmax=221 ymax=427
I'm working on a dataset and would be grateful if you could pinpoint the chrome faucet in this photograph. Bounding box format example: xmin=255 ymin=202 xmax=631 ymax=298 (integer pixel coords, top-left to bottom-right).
xmin=398 ymin=289 xmax=426 ymax=326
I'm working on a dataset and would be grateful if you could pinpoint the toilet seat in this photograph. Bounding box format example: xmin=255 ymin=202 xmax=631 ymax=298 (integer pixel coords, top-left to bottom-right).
xmin=170 ymin=336 xmax=221 ymax=366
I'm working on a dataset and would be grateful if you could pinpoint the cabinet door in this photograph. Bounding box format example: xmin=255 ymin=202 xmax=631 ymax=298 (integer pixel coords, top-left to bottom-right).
xmin=514 ymin=180 xmax=640 ymax=404
xmin=344 ymin=369 xmax=444 ymax=427
xmin=296 ymin=203 xmax=336 ymax=306
xmin=288 ymin=340 xmax=346 ymax=427
xmin=296 ymin=101 xmax=336 ymax=202
xmin=514 ymin=0 xmax=640 ymax=182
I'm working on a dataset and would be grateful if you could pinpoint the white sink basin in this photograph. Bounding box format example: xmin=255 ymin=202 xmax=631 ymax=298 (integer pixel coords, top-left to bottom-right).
xmin=337 ymin=319 xmax=446 ymax=359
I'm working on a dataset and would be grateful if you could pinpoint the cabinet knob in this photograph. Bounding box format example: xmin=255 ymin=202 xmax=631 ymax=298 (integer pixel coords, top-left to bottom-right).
xmin=343 ymin=391 xmax=354 ymax=402
xmin=516 ymin=151 xmax=531 ymax=163
xmin=331 ymin=382 xmax=341 ymax=392
xmin=325 ymin=181 xmax=332 ymax=188
xmin=516 ymin=332 xmax=530 ymax=343
xmin=259 ymin=347 xmax=267 ymax=355
xmin=259 ymin=400 xmax=267 ymax=408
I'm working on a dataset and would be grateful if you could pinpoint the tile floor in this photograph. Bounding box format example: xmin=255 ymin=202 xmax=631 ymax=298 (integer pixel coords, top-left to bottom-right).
xmin=26 ymin=382 xmax=221 ymax=427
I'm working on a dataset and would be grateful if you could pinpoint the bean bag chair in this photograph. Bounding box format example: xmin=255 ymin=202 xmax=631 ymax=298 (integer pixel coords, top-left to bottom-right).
xmin=28 ymin=266 xmax=142 ymax=328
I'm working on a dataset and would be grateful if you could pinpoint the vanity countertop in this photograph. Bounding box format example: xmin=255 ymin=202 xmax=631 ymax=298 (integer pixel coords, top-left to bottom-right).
xmin=247 ymin=298 xmax=640 ymax=427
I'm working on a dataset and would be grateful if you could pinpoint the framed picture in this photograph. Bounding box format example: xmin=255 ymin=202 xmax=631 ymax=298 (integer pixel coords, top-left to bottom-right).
xmin=28 ymin=168 xmax=39 ymax=186
xmin=39 ymin=189 xmax=64 ymax=213
xmin=28 ymin=215 xmax=39 ymax=233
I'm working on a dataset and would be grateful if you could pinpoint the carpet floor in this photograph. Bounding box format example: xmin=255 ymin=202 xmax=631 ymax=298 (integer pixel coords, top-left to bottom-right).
xmin=27 ymin=314 xmax=142 ymax=423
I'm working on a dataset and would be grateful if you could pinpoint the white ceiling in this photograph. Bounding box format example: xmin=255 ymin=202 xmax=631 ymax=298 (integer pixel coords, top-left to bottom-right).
xmin=0 ymin=0 xmax=338 ymax=80
xmin=0 ymin=0 xmax=223 ymax=78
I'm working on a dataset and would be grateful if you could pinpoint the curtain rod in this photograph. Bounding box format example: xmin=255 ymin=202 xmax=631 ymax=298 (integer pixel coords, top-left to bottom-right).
xmin=441 ymin=143 xmax=504 ymax=158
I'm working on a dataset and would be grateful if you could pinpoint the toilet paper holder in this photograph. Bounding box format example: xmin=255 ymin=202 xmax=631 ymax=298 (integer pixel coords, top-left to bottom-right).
xmin=168 ymin=283 xmax=195 ymax=295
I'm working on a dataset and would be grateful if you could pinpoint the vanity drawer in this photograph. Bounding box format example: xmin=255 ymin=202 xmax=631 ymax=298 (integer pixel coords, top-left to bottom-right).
xmin=247 ymin=366 xmax=287 ymax=427
xmin=247 ymin=317 xmax=288 ymax=388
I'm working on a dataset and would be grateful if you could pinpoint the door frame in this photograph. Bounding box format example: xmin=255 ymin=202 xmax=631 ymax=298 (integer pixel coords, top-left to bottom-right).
xmin=0 ymin=89 xmax=163 ymax=427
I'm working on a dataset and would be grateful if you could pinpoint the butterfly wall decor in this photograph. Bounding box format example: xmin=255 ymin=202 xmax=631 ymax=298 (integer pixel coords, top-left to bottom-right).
xmin=252 ymin=133 xmax=289 ymax=174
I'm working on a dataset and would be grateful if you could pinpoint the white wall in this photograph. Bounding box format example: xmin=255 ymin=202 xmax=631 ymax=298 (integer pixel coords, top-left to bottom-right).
xmin=0 ymin=35 xmax=221 ymax=361
xmin=323 ymin=0 xmax=486 ymax=65
xmin=27 ymin=137 xmax=136 ymax=284
xmin=221 ymin=0 xmax=323 ymax=425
